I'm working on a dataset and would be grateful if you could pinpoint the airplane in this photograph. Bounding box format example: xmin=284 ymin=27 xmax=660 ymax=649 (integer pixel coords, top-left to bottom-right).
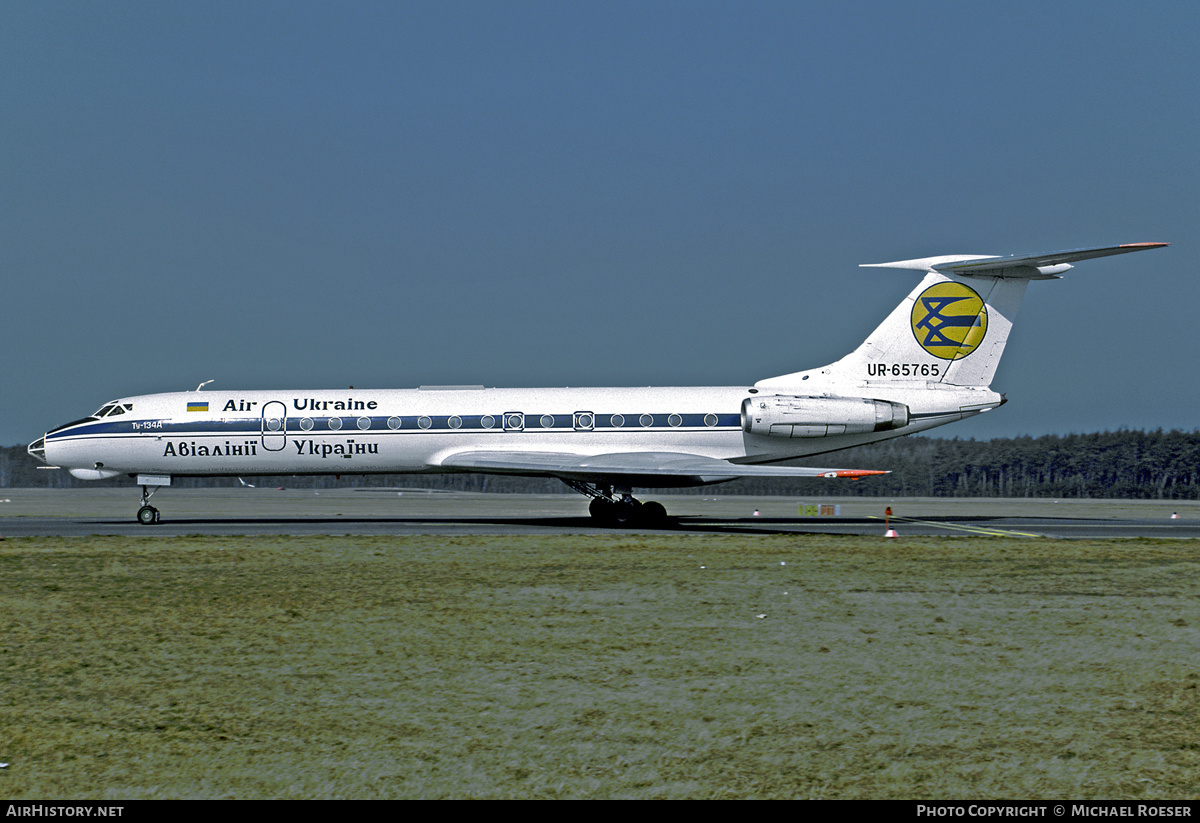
xmin=27 ymin=242 xmax=1167 ymax=526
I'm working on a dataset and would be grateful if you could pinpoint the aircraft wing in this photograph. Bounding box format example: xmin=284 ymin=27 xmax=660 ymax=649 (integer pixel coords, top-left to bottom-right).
xmin=438 ymin=450 xmax=887 ymax=484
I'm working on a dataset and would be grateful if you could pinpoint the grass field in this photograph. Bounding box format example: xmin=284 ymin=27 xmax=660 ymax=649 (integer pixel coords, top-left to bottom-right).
xmin=2 ymin=533 xmax=1198 ymax=799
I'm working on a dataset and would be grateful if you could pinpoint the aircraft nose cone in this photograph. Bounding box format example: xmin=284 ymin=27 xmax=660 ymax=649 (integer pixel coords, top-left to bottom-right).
xmin=28 ymin=436 xmax=47 ymax=463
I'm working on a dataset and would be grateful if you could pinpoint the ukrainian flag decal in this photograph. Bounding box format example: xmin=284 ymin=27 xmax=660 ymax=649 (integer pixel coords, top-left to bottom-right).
xmin=910 ymin=281 xmax=988 ymax=360
xmin=187 ymin=401 xmax=209 ymax=413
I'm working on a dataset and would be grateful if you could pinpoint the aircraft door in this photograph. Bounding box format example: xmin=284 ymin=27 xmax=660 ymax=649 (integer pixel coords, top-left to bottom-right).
xmin=262 ymin=401 xmax=287 ymax=451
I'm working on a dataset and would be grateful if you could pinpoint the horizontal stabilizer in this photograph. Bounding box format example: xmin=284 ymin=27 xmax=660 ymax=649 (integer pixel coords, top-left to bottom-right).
xmin=863 ymin=242 xmax=1168 ymax=279
xmin=439 ymin=450 xmax=886 ymax=481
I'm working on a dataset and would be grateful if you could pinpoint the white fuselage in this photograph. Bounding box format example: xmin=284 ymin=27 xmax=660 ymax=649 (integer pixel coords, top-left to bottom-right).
xmin=40 ymin=382 xmax=997 ymax=484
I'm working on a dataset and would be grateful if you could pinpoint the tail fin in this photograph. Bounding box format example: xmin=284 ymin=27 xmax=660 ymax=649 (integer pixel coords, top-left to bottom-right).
xmin=826 ymin=265 xmax=1029 ymax=389
xmin=757 ymin=243 xmax=1167 ymax=391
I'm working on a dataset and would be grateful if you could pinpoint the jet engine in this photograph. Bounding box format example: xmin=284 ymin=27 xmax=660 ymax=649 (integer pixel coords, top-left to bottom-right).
xmin=742 ymin=395 xmax=909 ymax=438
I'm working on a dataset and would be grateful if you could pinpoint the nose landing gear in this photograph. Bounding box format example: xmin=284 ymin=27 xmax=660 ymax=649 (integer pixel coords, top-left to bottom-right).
xmin=134 ymin=475 xmax=171 ymax=525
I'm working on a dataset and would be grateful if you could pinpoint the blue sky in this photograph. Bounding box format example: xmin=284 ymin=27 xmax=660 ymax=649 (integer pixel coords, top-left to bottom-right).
xmin=3 ymin=1 xmax=1197 ymax=445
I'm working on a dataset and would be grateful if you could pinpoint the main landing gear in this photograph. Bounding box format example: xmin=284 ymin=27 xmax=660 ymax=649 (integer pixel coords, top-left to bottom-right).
xmin=564 ymin=481 xmax=670 ymax=527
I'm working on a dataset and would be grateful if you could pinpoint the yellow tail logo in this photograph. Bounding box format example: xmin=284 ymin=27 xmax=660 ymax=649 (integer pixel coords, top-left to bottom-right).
xmin=910 ymin=282 xmax=987 ymax=360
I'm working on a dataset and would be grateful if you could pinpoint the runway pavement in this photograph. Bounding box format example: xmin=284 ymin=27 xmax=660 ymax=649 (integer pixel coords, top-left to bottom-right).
xmin=3 ymin=487 xmax=1199 ymax=538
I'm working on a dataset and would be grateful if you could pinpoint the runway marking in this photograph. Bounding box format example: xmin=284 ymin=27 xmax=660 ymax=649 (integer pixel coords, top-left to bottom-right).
xmin=869 ymin=515 xmax=1046 ymax=538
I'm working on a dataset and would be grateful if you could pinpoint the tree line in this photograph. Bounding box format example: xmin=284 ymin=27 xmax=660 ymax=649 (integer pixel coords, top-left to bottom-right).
xmin=4 ymin=428 xmax=1200 ymax=499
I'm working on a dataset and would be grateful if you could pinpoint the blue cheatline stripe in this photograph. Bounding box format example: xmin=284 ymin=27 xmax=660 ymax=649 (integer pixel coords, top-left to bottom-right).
xmin=46 ymin=412 xmax=743 ymax=441
xmin=283 ymin=412 xmax=741 ymax=433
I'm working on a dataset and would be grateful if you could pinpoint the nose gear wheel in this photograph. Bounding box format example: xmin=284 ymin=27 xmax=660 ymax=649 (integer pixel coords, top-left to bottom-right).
xmin=136 ymin=484 xmax=161 ymax=525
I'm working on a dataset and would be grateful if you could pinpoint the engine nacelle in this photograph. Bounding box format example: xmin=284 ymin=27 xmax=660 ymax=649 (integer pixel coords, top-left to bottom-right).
xmin=742 ymin=395 xmax=909 ymax=438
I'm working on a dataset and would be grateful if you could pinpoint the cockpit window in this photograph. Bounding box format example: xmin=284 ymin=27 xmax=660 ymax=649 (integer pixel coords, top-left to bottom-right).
xmin=92 ymin=403 xmax=133 ymax=418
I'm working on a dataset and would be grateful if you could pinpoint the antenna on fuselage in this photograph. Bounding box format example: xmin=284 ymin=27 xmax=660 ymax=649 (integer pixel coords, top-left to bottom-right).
xmin=195 ymin=379 xmax=214 ymax=391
